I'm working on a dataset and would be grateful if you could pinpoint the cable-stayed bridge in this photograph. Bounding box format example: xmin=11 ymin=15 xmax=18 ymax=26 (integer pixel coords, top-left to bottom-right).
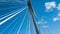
xmin=0 ymin=0 xmax=60 ymax=34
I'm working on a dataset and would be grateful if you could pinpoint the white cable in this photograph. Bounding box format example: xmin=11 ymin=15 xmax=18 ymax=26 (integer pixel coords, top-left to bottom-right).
xmin=28 ymin=19 xmax=30 ymax=34
xmin=0 ymin=6 xmax=23 ymax=20
xmin=0 ymin=11 xmax=21 ymax=34
xmin=0 ymin=0 xmax=25 ymax=4
xmin=0 ymin=10 xmax=15 ymax=18
xmin=8 ymin=11 xmax=27 ymax=34
xmin=0 ymin=7 xmax=27 ymax=25
xmin=17 ymin=10 xmax=27 ymax=34
xmin=0 ymin=9 xmax=19 ymax=20
xmin=0 ymin=6 xmax=21 ymax=10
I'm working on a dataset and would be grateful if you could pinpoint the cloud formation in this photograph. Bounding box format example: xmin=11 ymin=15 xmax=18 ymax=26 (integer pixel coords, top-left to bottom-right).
xmin=45 ymin=1 xmax=56 ymax=11
xmin=57 ymin=4 xmax=60 ymax=10
xmin=42 ymin=25 xmax=48 ymax=28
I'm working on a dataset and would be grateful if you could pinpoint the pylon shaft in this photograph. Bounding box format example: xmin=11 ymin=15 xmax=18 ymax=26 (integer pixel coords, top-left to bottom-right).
xmin=27 ymin=0 xmax=40 ymax=34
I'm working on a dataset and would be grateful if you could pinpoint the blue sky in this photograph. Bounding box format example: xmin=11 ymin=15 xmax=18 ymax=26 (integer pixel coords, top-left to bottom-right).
xmin=0 ymin=0 xmax=60 ymax=34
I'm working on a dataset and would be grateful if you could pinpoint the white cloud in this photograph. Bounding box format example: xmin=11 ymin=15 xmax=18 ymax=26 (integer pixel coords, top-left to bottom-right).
xmin=45 ymin=1 xmax=56 ymax=11
xmin=37 ymin=21 xmax=43 ymax=24
xmin=37 ymin=20 xmax=47 ymax=25
xmin=42 ymin=25 xmax=48 ymax=28
xmin=53 ymin=17 xmax=60 ymax=22
xmin=53 ymin=17 xmax=58 ymax=22
xmin=44 ymin=21 xmax=47 ymax=24
xmin=58 ymin=12 xmax=60 ymax=16
xmin=57 ymin=4 xmax=60 ymax=10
